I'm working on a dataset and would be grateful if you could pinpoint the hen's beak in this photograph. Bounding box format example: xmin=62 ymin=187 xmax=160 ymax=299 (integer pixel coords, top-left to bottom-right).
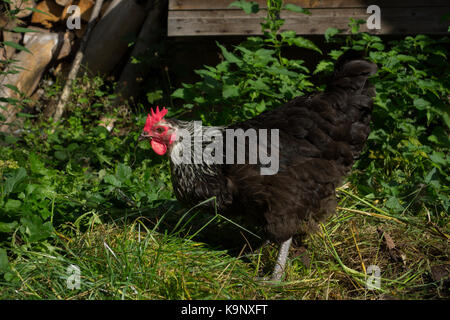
xmin=139 ymin=132 xmax=151 ymax=141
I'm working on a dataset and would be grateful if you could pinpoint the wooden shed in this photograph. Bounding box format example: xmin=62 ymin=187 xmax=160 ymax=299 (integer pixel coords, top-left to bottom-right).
xmin=168 ymin=0 xmax=450 ymax=36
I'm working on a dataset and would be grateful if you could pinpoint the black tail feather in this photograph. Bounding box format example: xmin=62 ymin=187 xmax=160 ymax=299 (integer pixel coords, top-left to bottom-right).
xmin=329 ymin=50 xmax=378 ymax=94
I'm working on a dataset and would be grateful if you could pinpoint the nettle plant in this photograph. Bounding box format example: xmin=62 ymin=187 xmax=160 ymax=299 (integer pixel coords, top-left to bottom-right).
xmin=171 ymin=0 xmax=321 ymax=125
xmin=170 ymin=3 xmax=449 ymax=218
xmin=324 ymin=21 xmax=450 ymax=218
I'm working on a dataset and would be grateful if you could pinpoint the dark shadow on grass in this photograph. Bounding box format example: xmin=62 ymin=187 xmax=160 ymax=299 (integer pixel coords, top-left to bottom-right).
xmin=123 ymin=199 xmax=267 ymax=256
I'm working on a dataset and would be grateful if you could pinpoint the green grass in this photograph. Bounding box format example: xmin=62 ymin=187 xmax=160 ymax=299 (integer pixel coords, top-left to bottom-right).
xmin=1 ymin=188 xmax=448 ymax=300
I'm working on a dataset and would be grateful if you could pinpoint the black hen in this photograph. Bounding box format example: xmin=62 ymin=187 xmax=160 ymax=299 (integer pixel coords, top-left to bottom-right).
xmin=140 ymin=50 xmax=378 ymax=280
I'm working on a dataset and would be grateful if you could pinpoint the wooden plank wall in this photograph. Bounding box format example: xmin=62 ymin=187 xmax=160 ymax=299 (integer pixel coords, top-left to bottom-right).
xmin=168 ymin=0 xmax=450 ymax=36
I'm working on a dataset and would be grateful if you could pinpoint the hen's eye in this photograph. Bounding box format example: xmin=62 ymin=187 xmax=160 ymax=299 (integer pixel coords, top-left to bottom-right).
xmin=155 ymin=127 xmax=165 ymax=134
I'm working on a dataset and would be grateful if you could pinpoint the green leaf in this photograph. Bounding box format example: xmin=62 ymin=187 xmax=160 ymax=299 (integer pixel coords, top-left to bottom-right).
xmin=292 ymin=37 xmax=322 ymax=54
xmin=281 ymin=30 xmax=296 ymax=39
xmin=29 ymin=153 xmax=49 ymax=175
xmin=371 ymin=42 xmax=385 ymax=51
xmin=3 ymin=41 xmax=31 ymax=54
xmin=0 ymin=249 xmax=10 ymax=273
xmin=396 ymin=54 xmax=418 ymax=63
xmin=284 ymin=4 xmax=310 ymax=14
xmin=324 ymin=27 xmax=339 ymax=42
xmin=349 ymin=18 xmax=366 ymax=34
xmin=4 ymin=168 xmax=27 ymax=195
xmin=385 ymin=196 xmax=404 ymax=212
xmin=247 ymin=78 xmax=270 ymax=91
xmin=12 ymin=27 xmax=41 ymax=33
xmin=424 ymin=168 xmax=437 ymax=184
xmin=413 ymin=98 xmax=430 ymax=110
xmin=0 ymin=221 xmax=19 ymax=233
xmin=78 ymin=97 xmax=89 ymax=104
xmin=329 ymin=50 xmax=344 ymax=60
xmin=28 ymin=7 xmax=52 ymax=16
xmin=267 ymin=65 xmax=298 ymax=77
xmin=116 ymin=163 xmax=132 ymax=182
xmin=20 ymin=216 xmax=53 ymax=243
xmin=313 ymin=60 xmax=334 ymax=74
xmin=67 ymin=143 xmax=79 ymax=152
xmin=104 ymin=174 xmax=121 ymax=187
xmin=442 ymin=112 xmax=450 ymax=129
xmin=2 ymin=84 xmax=22 ymax=95
xmin=429 ymin=151 xmax=447 ymax=166
xmin=4 ymin=199 xmax=21 ymax=211
xmin=3 ymin=135 xmax=19 ymax=144
xmin=229 ymin=0 xmax=259 ymax=14
xmin=17 ymin=113 xmax=36 ymax=118
xmin=256 ymin=100 xmax=266 ymax=113
xmin=352 ymin=45 xmax=364 ymax=51
xmin=216 ymin=42 xmax=242 ymax=65
xmin=222 ymin=84 xmax=240 ymax=98
xmin=147 ymin=90 xmax=163 ymax=104
xmin=54 ymin=150 xmax=68 ymax=161
xmin=172 ymin=88 xmax=186 ymax=99
xmin=94 ymin=89 xmax=105 ymax=97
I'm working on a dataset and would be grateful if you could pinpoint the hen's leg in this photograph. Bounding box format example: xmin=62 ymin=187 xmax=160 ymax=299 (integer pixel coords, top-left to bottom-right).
xmin=270 ymin=237 xmax=292 ymax=281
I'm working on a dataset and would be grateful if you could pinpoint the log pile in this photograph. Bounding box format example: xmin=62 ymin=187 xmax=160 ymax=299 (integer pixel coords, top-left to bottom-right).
xmin=0 ymin=0 xmax=162 ymax=133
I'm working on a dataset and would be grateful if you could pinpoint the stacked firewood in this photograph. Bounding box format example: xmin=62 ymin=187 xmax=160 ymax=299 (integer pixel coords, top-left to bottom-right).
xmin=0 ymin=0 xmax=163 ymax=133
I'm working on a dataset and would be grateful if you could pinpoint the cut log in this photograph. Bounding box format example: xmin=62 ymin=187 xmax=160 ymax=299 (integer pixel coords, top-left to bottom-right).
xmin=55 ymin=0 xmax=73 ymax=6
xmin=66 ymin=1 xmax=111 ymax=38
xmin=74 ymin=23 xmax=87 ymax=38
xmin=31 ymin=0 xmax=64 ymax=28
xmin=61 ymin=0 xmax=94 ymax=22
xmin=56 ymin=32 xmax=75 ymax=60
xmin=0 ymin=13 xmax=7 ymax=61
xmin=52 ymin=0 xmax=105 ymax=124
xmin=81 ymin=0 xmax=148 ymax=76
xmin=28 ymin=88 xmax=45 ymax=110
xmin=22 ymin=27 xmax=74 ymax=60
xmin=9 ymin=0 xmax=36 ymax=19
xmin=22 ymin=26 xmax=49 ymax=44
xmin=0 ymin=32 xmax=62 ymax=132
xmin=2 ymin=19 xmax=22 ymax=60
xmin=0 ymin=11 xmax=9 ymax=29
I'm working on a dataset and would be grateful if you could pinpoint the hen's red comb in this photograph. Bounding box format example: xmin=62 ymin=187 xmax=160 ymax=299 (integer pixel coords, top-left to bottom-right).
xmin=143 ymin=106 xmax=168 ymax=133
